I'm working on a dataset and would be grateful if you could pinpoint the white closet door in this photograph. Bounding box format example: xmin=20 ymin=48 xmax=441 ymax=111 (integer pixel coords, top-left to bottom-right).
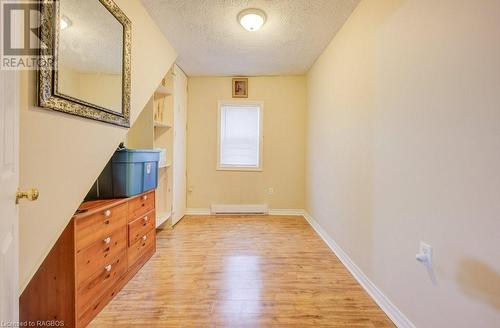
xmin=172 ymin=65 xmax=187 ymax=225
xmin=0 ymin=67 xmax=20 ymax=324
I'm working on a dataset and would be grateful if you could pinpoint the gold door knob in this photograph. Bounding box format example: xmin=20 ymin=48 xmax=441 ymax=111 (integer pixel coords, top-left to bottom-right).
xmin=16 ymin=188 xmax=39 ymax=204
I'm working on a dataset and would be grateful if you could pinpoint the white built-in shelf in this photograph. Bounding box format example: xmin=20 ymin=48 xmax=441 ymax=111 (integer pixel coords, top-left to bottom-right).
xmin=155 ymin=85 xmax=173 ymax=97
xmin=158 ymin=162 xmax=171 ymax=169
xmin=156 ymin=211 xmax=171 ymax=228
xmin=153 ymin=121 xmax=172 ymax=129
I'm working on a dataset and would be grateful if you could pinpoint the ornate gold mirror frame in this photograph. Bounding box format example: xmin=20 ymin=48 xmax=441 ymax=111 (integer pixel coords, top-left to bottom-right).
xmin=38 ymin=0 xmax=132 ymax=127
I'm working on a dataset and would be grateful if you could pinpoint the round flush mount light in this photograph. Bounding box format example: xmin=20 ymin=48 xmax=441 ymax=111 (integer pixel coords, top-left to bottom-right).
xmin=238 ymin=8 xmax=266 ymax=32
xmin=60 ymin=16 xmax=71 ymax=30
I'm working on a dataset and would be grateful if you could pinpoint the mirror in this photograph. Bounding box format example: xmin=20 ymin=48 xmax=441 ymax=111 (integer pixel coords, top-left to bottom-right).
xmin=39 ymin=0 xmax=131 ymax=127
xmin=58 ymin=0 xmax=123 ymax=113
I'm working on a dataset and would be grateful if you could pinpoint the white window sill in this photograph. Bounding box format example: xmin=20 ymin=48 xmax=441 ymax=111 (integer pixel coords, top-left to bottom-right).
xmin=217 ymin=166 xmax=263 ymax=172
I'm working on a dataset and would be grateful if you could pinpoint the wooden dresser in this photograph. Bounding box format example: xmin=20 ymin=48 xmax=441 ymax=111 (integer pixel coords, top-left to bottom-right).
xmin=20 ymin=190 xmax=157 ymax=328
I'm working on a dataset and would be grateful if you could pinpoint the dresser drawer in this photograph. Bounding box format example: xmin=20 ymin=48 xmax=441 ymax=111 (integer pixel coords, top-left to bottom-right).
xmin=77 ymin=252 xmax=127 ymax=315
xmin=76 ymin=227 xmax=127 ymax=286
xmin=77 ymin=275 xmax=125 ymax=328
xmin=128 ymin=191 xmax=155 ymax=221
xmin=128 ymin=229 xmax=155 ymax=267
xmin=128 ymin=210 xmax=155 ymax=246
xmin=75 ymin=203 xmax=128 ymax=251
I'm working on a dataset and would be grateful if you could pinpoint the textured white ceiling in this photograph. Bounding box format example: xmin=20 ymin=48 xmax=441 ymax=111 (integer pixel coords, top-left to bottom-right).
xmin=141 ymin=0 xmax=360 ymax=76
xmin=59 ymin=0 xmax=123 ymax=74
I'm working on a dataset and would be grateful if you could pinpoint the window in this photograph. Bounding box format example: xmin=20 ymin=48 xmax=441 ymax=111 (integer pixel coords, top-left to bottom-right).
xmin=218 ymin=102 xmax=263 ymax=171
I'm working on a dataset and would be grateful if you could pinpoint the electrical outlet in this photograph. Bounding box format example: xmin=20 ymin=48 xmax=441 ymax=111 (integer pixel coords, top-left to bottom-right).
xmin=267 ymin=187 xmax=274 ymax=195
xmin=416 ymin=241 xmax=432 ymax=268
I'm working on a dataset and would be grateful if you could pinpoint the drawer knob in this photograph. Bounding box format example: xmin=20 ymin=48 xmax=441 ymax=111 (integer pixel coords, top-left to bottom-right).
xmin=142 ymin=195 xmax=148 ymax=201
xmin=104 ymin=264 xmax=112 ymax=272
xmin=142 ymin=235 xmax=147 ymax=241
xmin=104 ymin=210 xmax=112 ymax=218
xmin=103 ymin=237 xmax=111 ymax=244
xmin=143 ymin=216 xmax=149 ymax=223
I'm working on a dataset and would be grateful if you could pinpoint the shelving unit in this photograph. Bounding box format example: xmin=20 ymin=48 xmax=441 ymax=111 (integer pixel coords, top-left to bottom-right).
xmin=155 ymin=85 xmax=173 ymax=97
xmin=158 ymin=162 xmax=171 ymax=169
xmin=156 ymin=211 xmax=172 ymax=226
xmin=153 ymin=121 xmax=172 ymax=129
xmin=127 ymin=67 xmax=175 ymax=228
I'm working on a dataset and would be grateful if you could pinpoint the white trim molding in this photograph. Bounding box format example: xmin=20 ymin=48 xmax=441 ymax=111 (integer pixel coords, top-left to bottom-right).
xmin=268 ymin=209 xmax=305 ymax=216
xmin=211 ymin=204 xmax=268 ymax=214
xmin=303 ymin=212 xmax=415 ymax=328
xmin=185 ymin=208 xmax=305 ymax=216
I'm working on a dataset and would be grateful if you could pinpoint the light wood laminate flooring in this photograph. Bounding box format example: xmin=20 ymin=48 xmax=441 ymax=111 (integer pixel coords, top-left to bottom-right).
xmin=90 ymin=215 xmax=394 ymax=327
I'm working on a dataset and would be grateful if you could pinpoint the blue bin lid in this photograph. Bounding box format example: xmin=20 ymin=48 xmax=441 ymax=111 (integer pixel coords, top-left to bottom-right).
xmin=116 ymin=148 xmax=161 ymax=153
xmin=112 ymin=148 xmax=160 ymax=163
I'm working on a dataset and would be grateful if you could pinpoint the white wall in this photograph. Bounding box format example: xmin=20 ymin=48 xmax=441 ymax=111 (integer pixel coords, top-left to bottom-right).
xmin=58 ymin=65 xmax=122 ymax=112
xmin=306 ymin=0 xmax=500 ymax=327
xmin=187 ymin=76 xmax=306 ymax=210
xmin=19 ymin=0 xmax=177 ymax=292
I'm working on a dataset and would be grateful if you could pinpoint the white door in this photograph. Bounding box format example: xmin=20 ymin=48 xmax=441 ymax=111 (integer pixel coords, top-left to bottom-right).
xmin=0 ymin=68 xmax=20 ymax=323
xmin=172 ymin=65 xmax=187 ymax=225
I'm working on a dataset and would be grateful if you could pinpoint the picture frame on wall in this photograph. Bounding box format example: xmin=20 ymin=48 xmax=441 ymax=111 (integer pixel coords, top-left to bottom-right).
xmin=232 ymin=78 xmax=248 ymax=98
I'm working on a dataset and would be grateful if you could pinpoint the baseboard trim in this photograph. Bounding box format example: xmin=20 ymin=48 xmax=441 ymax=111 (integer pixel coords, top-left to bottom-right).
xmin=303 ymin=212 xmax=415 ymax=328
xmin=186 ymin=208 xmax=306 ymax=216
xmin=185 ymin=208 xmax=210 ymax=215
xmin=268 ymin=209 xmax=305 ymax=216
xmin=211 ymin=204 xmax=268 ymax=214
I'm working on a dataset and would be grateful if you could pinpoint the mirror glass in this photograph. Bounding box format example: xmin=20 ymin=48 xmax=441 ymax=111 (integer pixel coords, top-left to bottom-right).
xmin=58 ymin=0 xmax=124 ymax=114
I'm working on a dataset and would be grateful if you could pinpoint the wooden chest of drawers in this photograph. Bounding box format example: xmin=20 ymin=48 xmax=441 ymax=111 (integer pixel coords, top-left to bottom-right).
xmin=20 ymin=191 xmax=157 ymax=328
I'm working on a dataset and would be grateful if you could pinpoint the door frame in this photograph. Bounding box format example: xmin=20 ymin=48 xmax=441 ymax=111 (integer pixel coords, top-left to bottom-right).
xmin=0 ymin=62 xmax=20 ymax=324
xmin=0 ymin=8 xmax=21 ymax=323
xmin=171 ymin=64 xmax=187 ymax=225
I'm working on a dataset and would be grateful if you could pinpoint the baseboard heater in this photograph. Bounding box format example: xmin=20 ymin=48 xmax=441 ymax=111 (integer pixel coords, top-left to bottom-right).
xmin=210 ymin=204 xmax=269 ymax=215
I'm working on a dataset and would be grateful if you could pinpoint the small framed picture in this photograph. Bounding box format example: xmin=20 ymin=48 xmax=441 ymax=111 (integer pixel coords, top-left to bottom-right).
xmin=232 ymin=78 xmax=248 ymax=98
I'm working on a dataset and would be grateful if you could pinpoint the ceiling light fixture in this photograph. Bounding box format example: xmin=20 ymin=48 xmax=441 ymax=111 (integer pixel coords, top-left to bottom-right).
xmin=60 ymin=16 xmax=71 ymax=30
xmin=238 ymin=8 xmax=266 ymax=32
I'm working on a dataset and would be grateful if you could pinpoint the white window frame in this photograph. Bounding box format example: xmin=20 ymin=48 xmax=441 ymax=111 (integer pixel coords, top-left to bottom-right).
xmin=217 ymin=100 xmax=264 ymax=171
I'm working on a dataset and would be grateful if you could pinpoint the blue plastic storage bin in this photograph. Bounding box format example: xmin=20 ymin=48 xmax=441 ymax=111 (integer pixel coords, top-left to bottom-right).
xmin=111 ymin=149 xmax=160 ymax=197
xmin=87 ymin=148 xmax=160 ymax=199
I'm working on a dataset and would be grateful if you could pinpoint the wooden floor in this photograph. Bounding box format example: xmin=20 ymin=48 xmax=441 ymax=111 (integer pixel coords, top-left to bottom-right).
xmin=90 ymin=215 xmax=394 ymax=327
